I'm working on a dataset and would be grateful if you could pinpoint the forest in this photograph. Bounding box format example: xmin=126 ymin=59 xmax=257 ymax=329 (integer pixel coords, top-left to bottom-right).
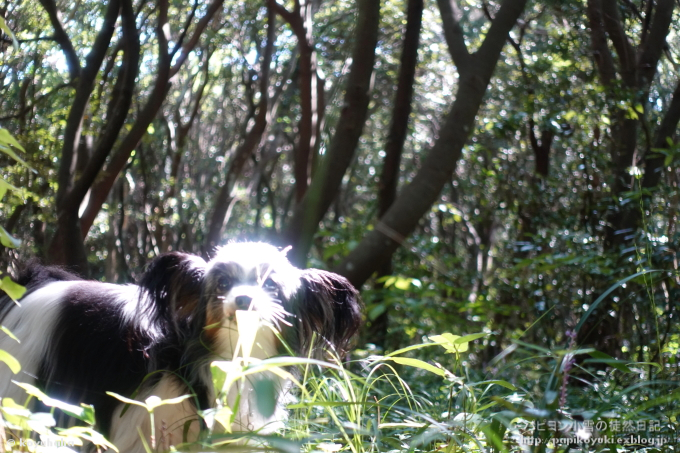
xmin=0 ymin=0 xmax=679 ymax=450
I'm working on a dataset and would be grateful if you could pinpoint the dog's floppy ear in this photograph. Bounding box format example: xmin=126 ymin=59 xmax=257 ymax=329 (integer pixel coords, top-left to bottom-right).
xmin=295 ymin=269 xmax=363 ymax=357
xmin=138 ymin=252 xmax=207 ymax=325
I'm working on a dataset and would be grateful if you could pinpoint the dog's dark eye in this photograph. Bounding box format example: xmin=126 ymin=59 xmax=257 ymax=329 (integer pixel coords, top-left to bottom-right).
xmin=216 ymin=276 xmax=232 ymax=291
xmin=263 ymin=278 xmax=278 ymax=292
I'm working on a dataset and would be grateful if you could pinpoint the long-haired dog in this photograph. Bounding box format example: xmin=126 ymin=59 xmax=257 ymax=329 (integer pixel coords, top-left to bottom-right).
xmin=0 ymin=242 xmax=362 ymax=451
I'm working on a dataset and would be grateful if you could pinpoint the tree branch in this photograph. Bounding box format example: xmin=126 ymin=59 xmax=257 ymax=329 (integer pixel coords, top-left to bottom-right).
xmin=601 ymin=0 xmax=635 ymax=85
xmin=270 ymin=0 xmax=299 ymax=30
xmin=171 ymin=0 xmax=199 ymax=57
xmin=643 ymin=77 xmax=680 ymax=189
xmin=205 ymin=3 xmax=276 ymax=250
xmin=475 ymin=0 xmax=528 ymax=72
xmin=55 ymin=0 xmax=120 ymax=211
xmin=67 ymin=0 xmax=140 ymax=210
xmin=271 ymin=0 xmax=317 ymax=200
xmin=0 ymin=83 xmax=71 ymax=122
xmin=38 ymin=0 xmax=80 ymax=80
xmin=436 ymin=0 xmax=470 ymax=73
xmin=586 ymin=0 xmax=616 ymax=86
xmin=528 ymin=119 xmax=554 ymax=177
xmin=80 ymin=0 xmax=171 ymax=235
xmin=379 ymin=0 xmax=423 ymax=216
xmin=637 ymin=0 xmax=674 ymax=86
xmin=334 ymin=0 xmax=527 ymax=287
xmin=169 ymin=0 xmax=225 ymax=77
xmin=283 ymin=0 xmax=381 ymax=265
xmin=169 ymin=52 xmax=213 ymax=197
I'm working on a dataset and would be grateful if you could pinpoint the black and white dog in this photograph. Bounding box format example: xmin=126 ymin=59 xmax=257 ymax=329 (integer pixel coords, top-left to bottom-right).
xmin=0 ymin=242 xmax=362 ymax=451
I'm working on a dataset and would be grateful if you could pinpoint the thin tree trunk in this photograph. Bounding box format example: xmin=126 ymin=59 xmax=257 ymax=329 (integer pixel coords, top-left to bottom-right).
xmin=47 ymin=0 xmax=140 ymax=272
xmin=79 ymin=0 xmax=225 ymax=236
xmin=335 ymin=0 xmax=529 ymax=288
xmin=204 ymin=2 xmax=276 ymax=252
xmin=283 ymin=0 xmax=381 ymax=266
xmin=580 ymin=0 xmax=675 ymax=356
xmin=373 ymin=0 xmax=423 ymax=349
xmin=271 ymin=0 xmax=322 ymax=201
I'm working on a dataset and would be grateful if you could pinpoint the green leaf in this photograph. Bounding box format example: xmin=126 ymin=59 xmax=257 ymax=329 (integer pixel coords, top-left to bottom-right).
xmin=0 ymin=128 xmax=26 ymax=152
xmin=0 ymin=276 xmax=26 ymax=301
xmin=254 ymin=378 xmax=277 ymax=418
xmin=0 ymin=225 xmax=21 ymax=248
xmin=629 ymin=361 xmax=662 ymax=370
xmin=585 ymin=351 xmax=632 ymax=373
xmin=0 ymin=178 xmax=18 ymax=201
xmin=1 ymin=397 xmax=32 ymax=431
xmin=13 ymin=381 xmax=95 ymax=424
xmin=0 ymin=130 xmax=34 ymax=172
xmin=469 ymin=379 xmax=517 ymax=391
xmin=429 ymin=333 xmax=469 ymax=353
xmin=367 ymin=303 xmax=386 ymax=321
xmin=582 ymin=357 xmax=632 ymax=373
xmin=213 ymin=406 xmax=234 ymax=432
xmin=575 ymin=269 xmax=662 ymax=333
xmin=483 ymin=417 xmax=509 ymax=453
xmin=27 ymin=412 xmax=56 ymax=434
xmin=511 ymin=339 xmax=552 ymax=354
xmin=145 ymin=393 xmax=192 ymax=411
xmin=394 ymin=277 xmax=413 ymax=290
xmin=383 ymin=276 xmax=397 ymax=288
xmin=58 ymin=426 xmax=119 ymax=452
xmin=385 ymin=342 xmax=437 ymax=357
xmin=1 ymin=325 xmax=20 ymax=342
xmin=384 ymin=357 xmax=445 ymax=377
xmin=106 ymin=391 xmax=150 ymax=409
xmin=0 ymin=350 xmax=20 ymax=374
xmin=455 ymin=333 xmax=488 ymax=344
xmin=0 ymin=16 xmax=18 ymax=51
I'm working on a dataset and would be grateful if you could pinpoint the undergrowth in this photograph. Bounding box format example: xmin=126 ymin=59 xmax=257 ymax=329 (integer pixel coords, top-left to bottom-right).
xmin=1 ymin=320 xmax=679 ymax=452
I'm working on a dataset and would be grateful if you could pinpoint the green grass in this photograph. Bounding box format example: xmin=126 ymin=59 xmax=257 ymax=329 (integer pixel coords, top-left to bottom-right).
xmin=2 ymin=327 xmax=680 ymax=452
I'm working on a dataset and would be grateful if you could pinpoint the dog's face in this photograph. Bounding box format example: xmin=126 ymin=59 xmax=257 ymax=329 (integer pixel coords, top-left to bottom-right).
xmin=139 ymin=242 xmax=362 ymax=359
xmin=203 ymin=243 xmax=299 ymax=328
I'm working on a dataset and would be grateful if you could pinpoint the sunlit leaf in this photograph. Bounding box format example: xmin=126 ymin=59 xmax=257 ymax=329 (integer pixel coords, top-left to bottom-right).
xmin=14 ymin=381 xmax=95 ymax=424
xmin=1 ymin=325 xmax=19 ymax=342
xmin=213 ymin=406 xmax=234 ymax=432
xmin=429 ymin=333 xmax=468 ymax=353
xmin=0 ymin=276 xmax=25 ymax=302
xmin=0 ymin=225 xmax=21 ymax=248
xmin=0 ymin=350 xmax=20 ymax=374
xmin=0 ymin=16 xmax=18 ymax=50
xmin=384 ymin=357 xmax=445 ymax=377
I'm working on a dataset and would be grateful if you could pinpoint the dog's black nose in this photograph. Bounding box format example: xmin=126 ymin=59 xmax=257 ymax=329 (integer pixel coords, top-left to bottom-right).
xmin=235 ymin=295 xmax=253 ymax=310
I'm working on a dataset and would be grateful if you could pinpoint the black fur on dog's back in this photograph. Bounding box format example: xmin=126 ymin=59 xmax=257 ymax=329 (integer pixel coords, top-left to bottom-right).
xmin=0 ymin=261 xmax=83 ymax=322
xmin=16 ymin=259 xmax=83 ymax=288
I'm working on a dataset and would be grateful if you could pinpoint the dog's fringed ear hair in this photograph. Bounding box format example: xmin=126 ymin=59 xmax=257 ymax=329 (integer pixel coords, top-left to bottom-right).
xmin=295 ymin=269 xmax=363 ymax=357
xmin=138 ymin=252 xmax=207 ymax=327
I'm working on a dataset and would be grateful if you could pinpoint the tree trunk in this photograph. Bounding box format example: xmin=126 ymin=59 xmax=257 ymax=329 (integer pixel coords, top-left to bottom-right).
xmin=581 ymin=0 xmax=676 ymax=357
xmin=78 ymin=0 xmax=226 ymax=238
xmin=47 ymin=0 xmax=140 ymax=272
xmin=335 ymin=0 xmax=529 ymax=288
xmin=204 ymin=3 xmax=276 ymax=253
xmin=283 ymin=0 xmax=381 ymax=266
xmin=372 ymin=0 xmax=423 ymax=349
